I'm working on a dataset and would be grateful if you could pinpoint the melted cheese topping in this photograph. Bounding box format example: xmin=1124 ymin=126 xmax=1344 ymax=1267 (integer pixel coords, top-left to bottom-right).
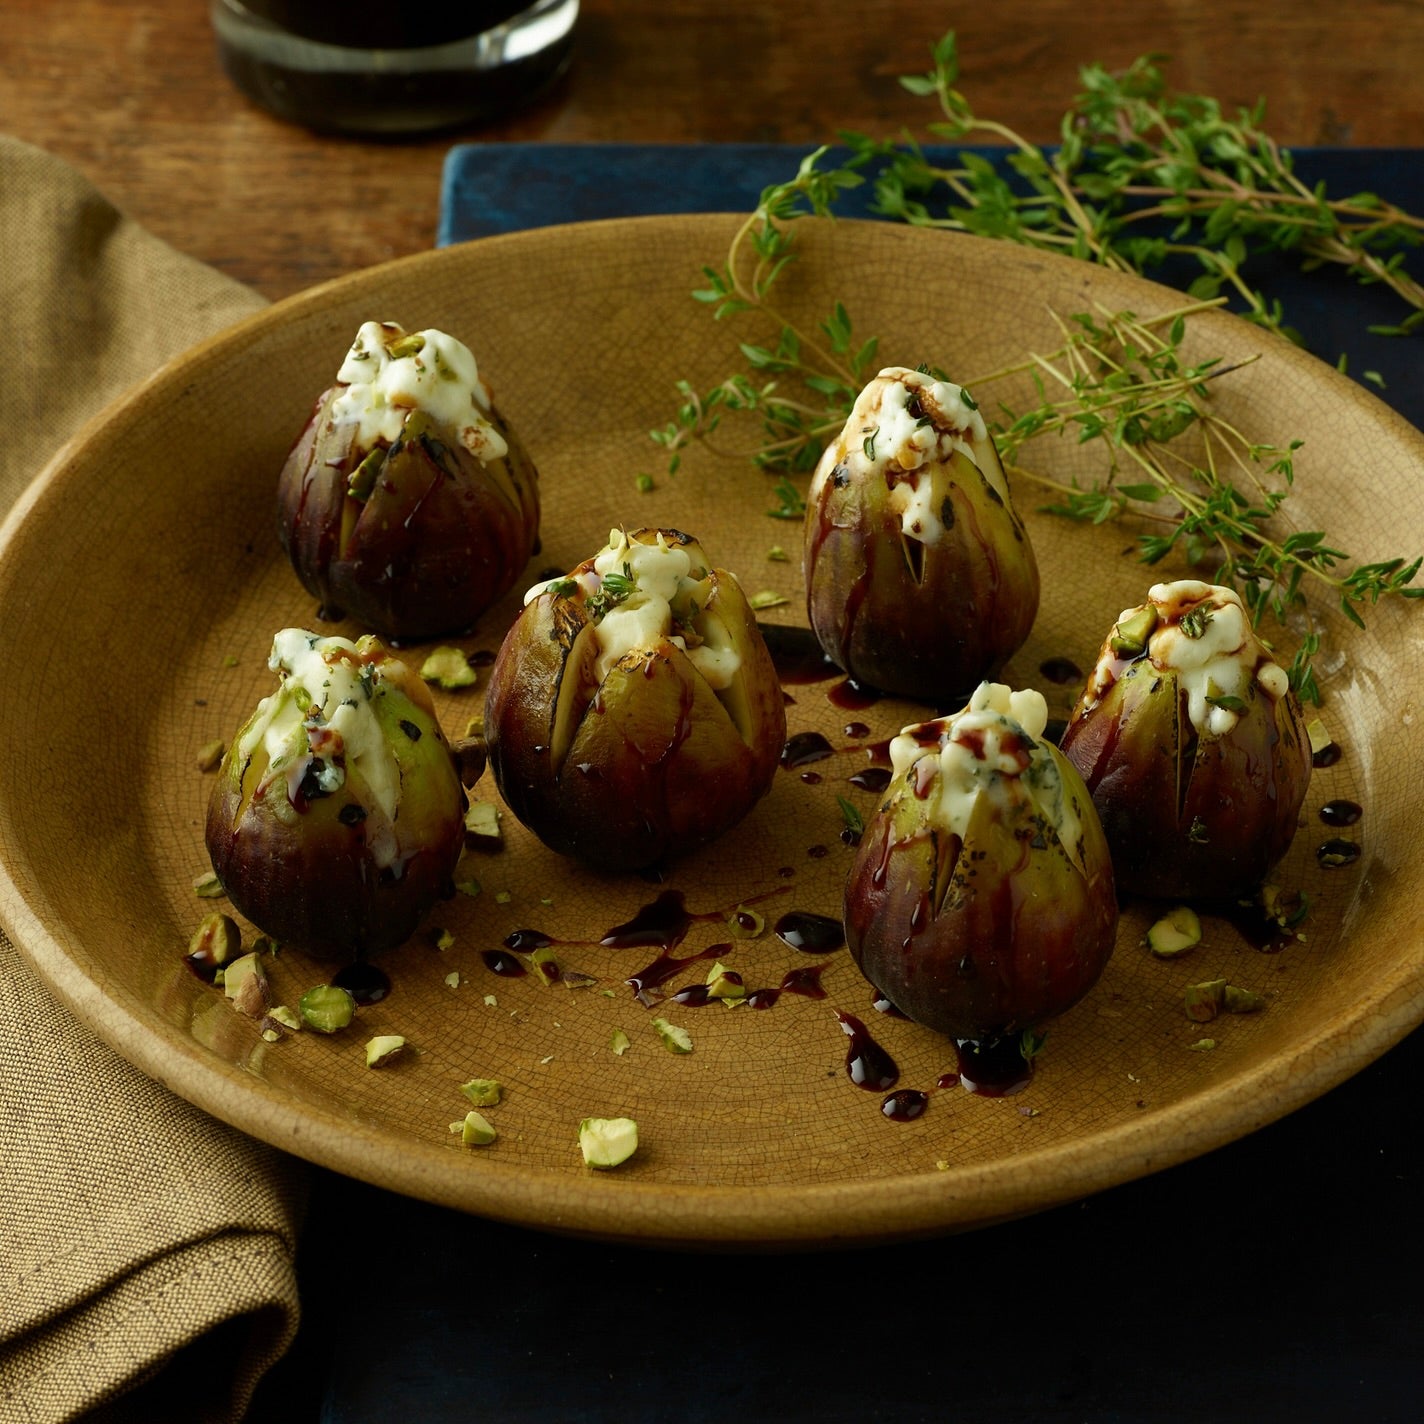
xmin=890 ymin=682 xmax=1087 ymax=870
xmin=527 ymin=530 xmax=743 ymax=690
xmin=237 ymin=629 xmax=408 ymax=868
xmin=1144 ymin=581 xmax=1287 ymax=737
xmin=329 ymin=320 xmax=508 ymax=464
xmin=809 ymin=366 xmax=1001 ymax=545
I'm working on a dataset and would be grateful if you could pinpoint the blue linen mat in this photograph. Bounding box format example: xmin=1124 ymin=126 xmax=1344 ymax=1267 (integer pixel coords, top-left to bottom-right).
xmin=440 ymin=142 xmax=1424 ymax=432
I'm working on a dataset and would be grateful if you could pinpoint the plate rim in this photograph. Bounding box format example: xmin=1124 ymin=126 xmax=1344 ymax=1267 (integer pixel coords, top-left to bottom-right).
xmin=3 ymin=213 xmax=1423 ymax=1245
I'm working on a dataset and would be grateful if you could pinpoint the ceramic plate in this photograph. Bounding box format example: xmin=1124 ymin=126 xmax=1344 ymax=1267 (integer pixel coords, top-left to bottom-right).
xmin=2 ymin=216 xmax=1420 ymax=1246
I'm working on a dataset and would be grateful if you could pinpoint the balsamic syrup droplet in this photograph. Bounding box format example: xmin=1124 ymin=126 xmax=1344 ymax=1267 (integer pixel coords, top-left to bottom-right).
xmin=881 ymin=1089 xmax=929 ymax=1122
xmin=775 ymin=911 xmax=845 ymax=953
xmin=781 ymin=731 xmax=834 ymax=769
xmin=779 ymin=964 xmax=828 ymax=998
xmin=1312 ymin=741 xmax=1343 ymax=769
xmin=503 ymin=928 xmax=553 ymax=952
xmin=626 ymin=943 xmax=726 ymax=1006
xmin=843 ymin=721 xmax=871 ymax=739
xmin=828 ymin=678 xmax=880 ymax=711
xmin=331 ymin=961 xmax=391 ymax=1006
xmin=601 ymin=890 xmax=693 ymax=949
xmin=1038 ymin=656 xmax=1083 ymax=685
xmin=481 ymin=949 xmax=527 ymax=977
xmin=1317 ymin=838 xmax=1361 ymax=868
xmin=1319 ymin=798 xmax=1362 ymax=827
xmin=955 ymin=1037 xmax=1033 ymax=1097
xmin=836 ymin=1011 xmax=898 ymax=1091
xmin=848 ymin=766 xmax=891 ymax=793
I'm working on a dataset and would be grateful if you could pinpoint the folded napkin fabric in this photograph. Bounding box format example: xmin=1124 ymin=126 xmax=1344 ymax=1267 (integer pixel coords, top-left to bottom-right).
xmin=0 ymin=136 xmax=305 ymax=1424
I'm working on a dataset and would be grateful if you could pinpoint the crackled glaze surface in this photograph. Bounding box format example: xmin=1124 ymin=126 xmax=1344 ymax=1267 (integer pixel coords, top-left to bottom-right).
xmin=1 ymin=217 xmax=1420 ymax=1244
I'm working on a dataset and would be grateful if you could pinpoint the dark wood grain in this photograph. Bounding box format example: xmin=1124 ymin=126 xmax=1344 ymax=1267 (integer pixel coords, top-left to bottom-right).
xmin=3 ymin=3 xmax=1421 ymax=298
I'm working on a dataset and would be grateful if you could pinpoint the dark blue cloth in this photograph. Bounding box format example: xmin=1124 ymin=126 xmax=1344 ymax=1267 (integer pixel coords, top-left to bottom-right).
xmin=441 ymin=142 xmax=1424 ymax=431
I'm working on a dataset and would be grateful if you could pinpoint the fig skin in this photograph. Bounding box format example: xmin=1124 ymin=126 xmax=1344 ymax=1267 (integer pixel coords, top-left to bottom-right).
xmin=277 ymin=343 xmax=539 ymax=642
xmin=804 ymin=366 xmax=1039 ymax=700
xmin=844 ymin=686 xmax=1117 ymax=1042
xmin=484 ymin=529 xmax=786 ymax=871
xmin=206 ymin=632 xmax=465 ymax=960
xmin=1060 ymin=583 xmax=1312 ymax=900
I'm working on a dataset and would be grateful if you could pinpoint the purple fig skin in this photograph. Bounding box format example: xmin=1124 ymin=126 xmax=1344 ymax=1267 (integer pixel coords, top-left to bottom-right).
xmin=206 ymin=636 xmax=465 ymax=960
xmin=803 ymin=369 xmax=1039 ymax=700
xmin=1060 ymin=587 xmax=1313 ymax=900
xmin=277 ymin=392 xmax=539 ymax=641
xmin=484 ymin=530 xmax=786 ymax=872
xmin=844 ymin=701 xmax=1118 ymax=1042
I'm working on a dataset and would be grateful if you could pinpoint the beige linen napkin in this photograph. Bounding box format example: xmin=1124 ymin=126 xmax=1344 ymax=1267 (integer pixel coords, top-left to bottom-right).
xmin=0 ymin=137 xmax=306 ymax=1424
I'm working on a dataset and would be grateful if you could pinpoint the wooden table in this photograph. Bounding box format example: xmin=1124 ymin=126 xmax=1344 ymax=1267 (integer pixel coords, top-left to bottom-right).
xmin=5 ymin=0 xmax=1423 ymax=301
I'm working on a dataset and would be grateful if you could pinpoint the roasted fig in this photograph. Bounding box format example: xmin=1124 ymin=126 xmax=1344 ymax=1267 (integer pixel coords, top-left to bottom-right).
xmin=206 ymin=629 xmax=465 ymax=959
xmin=277 ymin=320 xmax=539 ymax=640
xmin=484 ymin=527 xmax=786 ymax=871
xmin=1060 ymin=580 xmax=1312 ymax=899
xmin=844 ymin=683 xmax=1117 ymax=1041
xmin=804 ymin=366 xmax=1039 ymax=699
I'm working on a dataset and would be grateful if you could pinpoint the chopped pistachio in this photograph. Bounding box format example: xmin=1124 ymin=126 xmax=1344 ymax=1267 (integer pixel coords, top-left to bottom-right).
xmin=1259 ymin=882 xmax=1309 ymax=931
xmin=1306 ymin=718 xmax=1333 ymax=757
xmin=610 ymin=1029 xmax=631 ymax=1056
xmin=1183 ymin=979 xmax=1227 ymax=1022
xmin=192 ymin=870 xmax=225 ymax=899
xmin=365 ymin=1034 xmax=407 ymax=1067
xmin=463 ymin=801 xmax=503 ymax=850
xmin=704 ymin=961 xmax=746 ymax=1001
xmin=223 ymin=952 xmax=270 ymax=1018
xmin=261 ymin=1027 xmax=282 ymax=1044
xmin=748 ymin=590 xmax=789 ymax=611
xmin=267 ymin=1004 xmax=302 ymax=1031
xmin=495 ymin=890 xmax=512 ymax=905
xmin=220 ymin=654 xmax=239 ymax=669
xmin=767 ymin=545 xmax=790 ymax=563
xmin=464 ymin=715 xmax=485 ymax=739
xmin=1186 ymin=1038 xmax=1217 ymax=1052
xmin=451 ymin=735 xmax=487 ymax=787
xmin=460 ymin=1078 xmax=502 ymax=1107
xmin=1223 ymin=985 xmax=1265 ymax=1014
xmin=425 ymin=926 xmax=455 ymax=952
xmin=1145 ymin=905 xmax=1202 ymax=958
xmin=526 ymin=945 xmax=561 ymax=986
xmin=455 ymin=873 xmax=483 ymax=898
xmin=651 ymin=1017 xmax=693 ymax=1054
xmin=195 ymin=739 xmax=226 ymax=773
xmin=635 ymin=472 xmax=655 ymax=493
xmin=299 ymin=984 xmax=356 ymax=1034
xmin=444 ymin=971 xmax=461 ymax=989
xmin=725 ymin=905 xmax=765 ymax=938
xmin=578 ymin=1116 xmax=638 ymax=1168
xmin=1109 ymin=605 xmax=1158 ymax=656
xmin=561 ymin=969 xmax=599 ymax=990
xmin=459 ymin=1111 xmax=497 ymax=1147
xmin=187 ymin=911 xmax=240 ymax=969
xmin=420 ymin=645 xmax=478 ymax=690
xmin=483 ymin=994 xmax=498 ymax=1007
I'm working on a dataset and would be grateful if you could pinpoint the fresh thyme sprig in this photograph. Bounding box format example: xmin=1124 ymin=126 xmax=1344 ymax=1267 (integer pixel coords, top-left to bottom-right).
xmin=654 ymin=35 xmax=1424 ymax=701
xmin=869 ymin=33 xmax=1424 ymax=340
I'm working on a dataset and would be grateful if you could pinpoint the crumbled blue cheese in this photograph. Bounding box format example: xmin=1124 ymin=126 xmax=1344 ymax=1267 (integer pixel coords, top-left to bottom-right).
xmin=527 ymin=529 xmax=744 ymax=690
xmin=890 ymin=682 xmax=1088 ymax=869
xmin=1143 ymin=581 xmax=1287 ymax=737
xmin=329 ymin=320 xmax=508 ymax=464
xmin=809 ymin=366 xmax=1002 ymax=545
xmin=237 ymin=630 xmax=407 ymax=868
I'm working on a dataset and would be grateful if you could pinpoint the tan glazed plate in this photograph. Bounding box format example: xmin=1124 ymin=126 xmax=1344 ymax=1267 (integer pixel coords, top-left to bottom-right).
xmin=2 ymin=216 xmax=1422 ymax=1246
